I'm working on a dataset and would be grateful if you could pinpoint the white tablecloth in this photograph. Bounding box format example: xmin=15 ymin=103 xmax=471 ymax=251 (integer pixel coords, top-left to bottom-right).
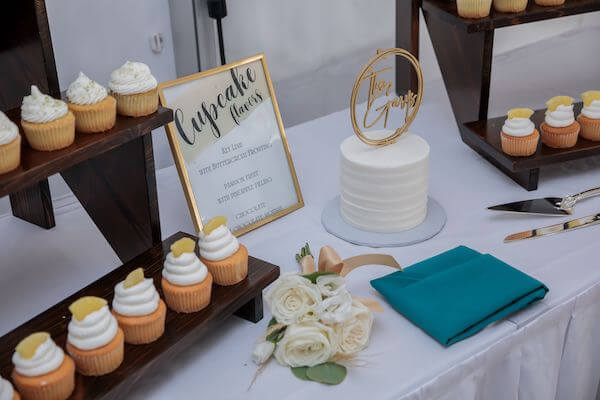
xmin=2 ymin=78 xmax=600 ymax=399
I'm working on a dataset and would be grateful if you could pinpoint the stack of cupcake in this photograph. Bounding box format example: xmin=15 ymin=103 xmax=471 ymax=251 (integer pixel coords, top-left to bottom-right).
xmin=458 ymin=0 xmax=567 ymax=19
xmin=0 ymin=61 xmax=159 ymax=175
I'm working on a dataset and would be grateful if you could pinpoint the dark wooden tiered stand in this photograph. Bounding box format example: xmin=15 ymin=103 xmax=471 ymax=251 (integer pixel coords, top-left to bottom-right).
xmin=0 ymin=232 xmax=280 ymax=400
xmin=396 ymin=0 xmax=600 ymax=190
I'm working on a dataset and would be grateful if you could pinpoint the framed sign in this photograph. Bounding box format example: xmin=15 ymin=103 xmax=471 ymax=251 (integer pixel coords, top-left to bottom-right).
xmin=159 ymin=54 xmax=303 ymax=235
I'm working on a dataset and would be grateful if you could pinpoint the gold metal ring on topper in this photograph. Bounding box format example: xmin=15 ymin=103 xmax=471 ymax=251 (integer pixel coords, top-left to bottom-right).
xmin=350 ymin=48 xmax=424 ymax=146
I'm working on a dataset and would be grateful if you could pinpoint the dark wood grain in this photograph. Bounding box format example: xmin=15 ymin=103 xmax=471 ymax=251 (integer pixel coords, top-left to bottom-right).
xmin=395 ymin=0 xmax=421 ymax=95
xmin=0 ymin=232 xmax=280 ymax=400
xmin=0 ymin=107 xmax=173 ymax=198
xmin=61 ymin=133 xmax=162 ymax=263
xmin=422 ymin=0 xmax=600 ymax=33
xmin=9 ymin=180 xmax=55 ymax=229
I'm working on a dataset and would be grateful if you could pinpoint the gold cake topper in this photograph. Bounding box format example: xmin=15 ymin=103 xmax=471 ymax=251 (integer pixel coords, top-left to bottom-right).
xmin=350 ymin=48 xmax=423 ymax=146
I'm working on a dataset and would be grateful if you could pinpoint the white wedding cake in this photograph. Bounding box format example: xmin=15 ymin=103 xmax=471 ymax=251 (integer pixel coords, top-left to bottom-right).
xmin=340 ymin=130 xmax=430 ymax=233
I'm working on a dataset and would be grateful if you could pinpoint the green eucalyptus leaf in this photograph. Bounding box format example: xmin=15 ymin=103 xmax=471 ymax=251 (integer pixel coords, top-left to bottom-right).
xmin=301 ymin=271 xmax=337 ymax=284
xmin=306 ymin=362 xmax=347 ymax=385
xmin=266 ymin=325 xmax=286 ymax=343
xmin=268 ymin=317 xmax=277 ymax=327
xmin=291 ymin=366 xmax=310 ymax=381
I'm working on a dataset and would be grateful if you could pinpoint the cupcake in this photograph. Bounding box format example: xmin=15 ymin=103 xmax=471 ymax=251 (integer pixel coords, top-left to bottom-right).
xmin=112 ymin=268 xmax=166 ymax=344
xmin=11 ymin=332 xmax=75 ymax=400
xmin=162 ymin=237 xmax=212 ymax=313
xmin=0 ymin=112 xmax=21 ymax=174
xmin=198 ymin=216 xmax=248 ymax=286
xmin=494 ymin=0 xmax=528 ymax=12
xmin=500 ymin=108 xmax=539 ymax=156
xmin=66 ymin=72 xmax=116 ymax=133
xmin=540 ymin=96 xmax=580 ymax=148
xmin=534 ymin=0 xmax=564 ymax=6
xmin=456 ymin=0 xmax=492 ymax=18
xmin=20 ymin=86 xmax=75 ymax=151
xmin=578 ymin=91 xmax=600 ymax=141
xmin=1 ymin=375 xmax=20 ymax=400
xmin=108 ymin=61 xmax=158 ymax=117
xmin=66 ymin=296 xmax=124 ymax=376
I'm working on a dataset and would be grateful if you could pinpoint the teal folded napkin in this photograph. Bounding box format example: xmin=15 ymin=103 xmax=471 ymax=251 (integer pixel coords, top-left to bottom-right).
xmin=370 ymin=246 xmax=548 ymax=346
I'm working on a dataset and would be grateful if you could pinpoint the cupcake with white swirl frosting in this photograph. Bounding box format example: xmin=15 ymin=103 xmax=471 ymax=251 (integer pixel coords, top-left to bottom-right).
xmin=11 ymin=332 xmax=75 ymax=400
xmin=161 ymin=237 xmax=213 ymax=313
xmin=0 ymin=111 xmax=21 ymax=174
xmin=578 ymin=91 xmax=600 ymax=141
xmin=500 ymin=107 xmax=539 ymax=156
xmin=198 ymin=216 xmax=248 ymax=286
xmin=540 ymin=96 xmax=580 ymax=148
xmin=66 ymin=296 xmax=124 ymax=376
xmin=112 ymin=268 xmax=166 ymax=344
xmin=20 ymin=86 xmax=75 ymax=151
xmin=109 ymin=61 xmax=158 ymax=117
xmin=67 ymin=72 xmax=116 ymax=133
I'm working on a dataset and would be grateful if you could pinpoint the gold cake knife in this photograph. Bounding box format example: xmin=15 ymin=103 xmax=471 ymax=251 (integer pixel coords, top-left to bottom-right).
xmin=504 ymin=213 xmax=600 ymax=242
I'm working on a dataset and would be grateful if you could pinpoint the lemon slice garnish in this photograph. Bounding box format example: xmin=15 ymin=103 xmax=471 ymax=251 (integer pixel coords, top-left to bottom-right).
xmin=16 ymin=332 xmax=50 ymax=359
xmin=546 ymin=96 xmax=574 ymax=112
xmin=124 ymin=268 xmax=145 ymax=289
xmin=507 ymin=108 xmax=534 ymax=119
xmin=582 ymin=91 xmax=600 ymax=107
xmin=170 ymin=237 xmax=196 ymax=257
xmin=203 ymin=216 xmax=227 ymax=235
xmin=69 ymin=296 xmax=107 ymax=321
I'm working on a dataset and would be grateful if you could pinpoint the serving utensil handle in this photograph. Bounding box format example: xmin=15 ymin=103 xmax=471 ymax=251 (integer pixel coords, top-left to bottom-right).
xmin=560 ymin=186 xmax=600 ymax=209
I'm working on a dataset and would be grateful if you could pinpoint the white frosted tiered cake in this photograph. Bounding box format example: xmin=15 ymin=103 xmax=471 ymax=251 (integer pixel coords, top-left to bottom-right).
xmin=340 ymin=130 xmax=430 ymax=233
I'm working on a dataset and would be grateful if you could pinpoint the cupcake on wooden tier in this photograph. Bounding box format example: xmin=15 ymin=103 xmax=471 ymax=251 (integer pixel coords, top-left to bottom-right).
xmin=456 ymin=0 xmax=492 ymax=18
xmin=500 ymin=108 xmax=539 ymax=156
xmin=11 ymin=332 xmax=75 ymax=400
xmin=198 ymin=216 xmax=248 ymax=286
xmin=66 ymin=72 xmax=116 ymax=133
xmin=108 ymin=61 xmax=158 ymax=117
xmin=112 ymin=268 xmax=166 ymax=344
xmin=578 ymin=91 xmax=600 ymax=141
xmin=21 ymin=86 xmax=75 ymax=151
xmin=66 ymin=297 xmax=124 ymax=376
xmin=1 ymin=375 xmax=20 ymax=400
xmin=540 ymin=96 xmax=580 ymax=148
xmin=493 ymin=0 xmax=528 ymax=12
xmin=534 ymin=0 xmax=564 ymax=6
xmin=0 ymin=111 xmax=21 ymax=174
xmin=162 ymin=237 xmax=213 ymax=313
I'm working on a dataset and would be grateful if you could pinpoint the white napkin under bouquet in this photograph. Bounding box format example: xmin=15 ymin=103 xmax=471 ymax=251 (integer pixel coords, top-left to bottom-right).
xmin=251 ymin=244 xmax=374 ymax=385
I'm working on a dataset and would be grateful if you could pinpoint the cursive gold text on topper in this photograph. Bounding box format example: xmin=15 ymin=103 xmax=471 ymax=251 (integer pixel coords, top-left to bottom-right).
xmin=350 ymin=48 xmax=423 ymax=146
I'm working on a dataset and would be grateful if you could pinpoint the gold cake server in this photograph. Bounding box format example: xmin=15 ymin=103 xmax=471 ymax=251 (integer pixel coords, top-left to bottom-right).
xmin=504 ymin=213 xmax=600 ymax=242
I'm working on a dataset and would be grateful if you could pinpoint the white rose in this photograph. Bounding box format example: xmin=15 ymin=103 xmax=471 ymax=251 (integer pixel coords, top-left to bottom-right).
xmin=251 ymin=341 xmax=275 ymax=365
xmin=265 ymin=274 xmax=322 ymax=325
xmin=316 ymin=290 xmax=353 ymax=325
xmin=334 ymin=300 xmax=374 ymax=356
xmin=274 ymin=321 xmax=338 ymax=367
xmin=316 ymin=274 xmax=346 ymax=297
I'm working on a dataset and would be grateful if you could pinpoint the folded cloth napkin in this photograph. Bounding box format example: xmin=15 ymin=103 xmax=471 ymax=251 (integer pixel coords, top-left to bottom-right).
xmin=370 ymin=246 xmax=548 ymax=346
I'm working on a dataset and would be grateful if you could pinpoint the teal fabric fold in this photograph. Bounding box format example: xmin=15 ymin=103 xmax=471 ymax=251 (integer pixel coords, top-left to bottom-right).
xmin=370 ymin=246 xmax=548 ymax=346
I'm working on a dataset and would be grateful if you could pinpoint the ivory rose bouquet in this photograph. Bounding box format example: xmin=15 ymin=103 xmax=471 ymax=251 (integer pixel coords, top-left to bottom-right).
xmin=252 ymin=244 xmax=374 ymax=385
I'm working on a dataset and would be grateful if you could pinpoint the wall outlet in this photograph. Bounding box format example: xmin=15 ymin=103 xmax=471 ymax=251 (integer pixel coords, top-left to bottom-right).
xmin=150 ymin=33 xmax=164 ymax=54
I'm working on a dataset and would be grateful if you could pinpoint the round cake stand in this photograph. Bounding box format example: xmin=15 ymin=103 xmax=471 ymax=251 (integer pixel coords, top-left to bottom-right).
xmin=321 ymin=196 xmax=446 ymax=247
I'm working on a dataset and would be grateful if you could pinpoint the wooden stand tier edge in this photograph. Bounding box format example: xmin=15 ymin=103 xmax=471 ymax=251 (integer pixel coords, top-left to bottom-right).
xmin=0 ymin=232 xmax=280 ymax=400
xmin=396 ymin=0 xmax=600 ymax=191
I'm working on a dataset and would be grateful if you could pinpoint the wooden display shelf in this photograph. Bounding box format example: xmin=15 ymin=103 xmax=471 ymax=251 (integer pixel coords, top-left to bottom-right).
xmin=422 ymin=0 xmax=600 ymax=32
xmin=0 ymin=107 xmax=172 ymax=198
xmin=0 ymin=232 xmax=280 ymax=400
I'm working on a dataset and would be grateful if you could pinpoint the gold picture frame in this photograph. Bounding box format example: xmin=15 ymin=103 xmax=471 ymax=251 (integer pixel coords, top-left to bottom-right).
xmin=158 ymin=53 xmax=303 ymax=236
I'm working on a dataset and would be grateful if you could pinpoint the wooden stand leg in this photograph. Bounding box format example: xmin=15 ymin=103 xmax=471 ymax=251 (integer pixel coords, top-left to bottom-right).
xmin=234 ymin=294 xmax=264 ymax=323
xmin=61 ymin=133 xmax=161 ymax=263
xmin=396 ymin=0 xmax=421 ymax=95
xmin=9 ymin=179 xmax=55 ymax=229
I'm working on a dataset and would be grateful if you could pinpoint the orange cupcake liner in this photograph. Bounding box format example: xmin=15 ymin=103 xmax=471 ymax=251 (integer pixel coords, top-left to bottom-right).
xmin=201 ymin=244 xmax=249 ymax=286
xmin=577 ymin=115 xmax=600 ymax=141
xmin=13 ymin=392 xmax=20 ymax=400
xmin=162 ymin=274 xmax=212 ymax=313
xmin=540 ymin=121 xmax=580 ymax=148
xmin=66 ymin=328 xmax=124 ymax=376
xmin=534 ymin=0 xmax=564 ymax=5
xmin=12 ymin=355 xmax=75 ymax=400
xmin=0 ymin=135 xmax=21 ymax=174
xmin=112 ymin=88 xmax=158 ymax=117
xmin=456 ymin=0 xmax=492 ymax=18
xmin=68 ymin=95 xmax=116 ymax=133
xmin=501 ymin=129 xmax=539 ymax=156
xmin=493 ymin=0 xmax=528 ymax=12
xmin=113 ymin=299 xmax=166 ymax=344
xmin=21 ymin=112 xmax=75 ymax=151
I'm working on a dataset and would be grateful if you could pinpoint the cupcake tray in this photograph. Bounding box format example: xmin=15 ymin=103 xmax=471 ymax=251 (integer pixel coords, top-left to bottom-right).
xmin=0 ymin=232 xmax=280 ymax=400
